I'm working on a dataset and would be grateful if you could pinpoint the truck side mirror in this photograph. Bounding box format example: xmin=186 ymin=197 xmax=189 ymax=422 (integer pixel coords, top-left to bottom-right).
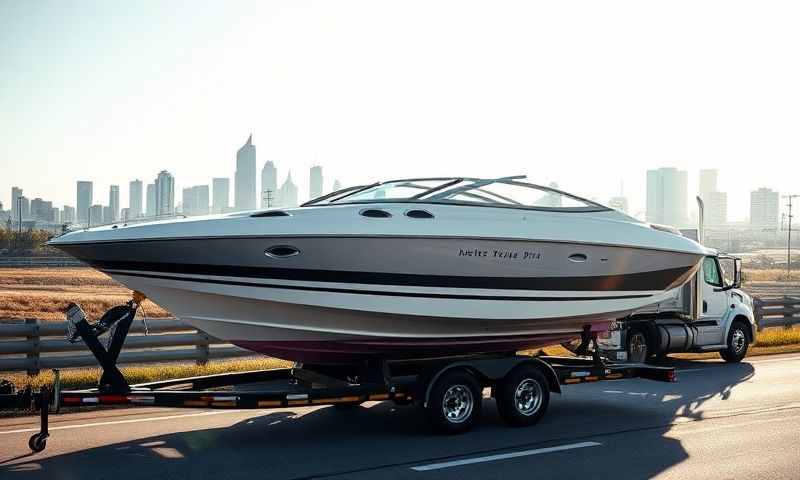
xmin=733 ymin=258 xmax=742 ymax=288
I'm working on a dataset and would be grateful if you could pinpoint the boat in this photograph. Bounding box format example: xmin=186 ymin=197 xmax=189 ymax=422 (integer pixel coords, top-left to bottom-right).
xmin=49 ymin=176 xmax=709 ymax=364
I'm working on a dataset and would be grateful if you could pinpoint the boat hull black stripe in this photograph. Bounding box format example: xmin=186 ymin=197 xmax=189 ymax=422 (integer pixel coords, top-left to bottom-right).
xmin=86 ymin=259 xmax=693 ymax=292
xmin=107 ymin=271 xmax=653 ymax=301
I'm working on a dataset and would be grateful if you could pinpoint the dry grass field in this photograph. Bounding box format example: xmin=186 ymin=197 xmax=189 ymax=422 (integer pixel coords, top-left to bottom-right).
xmin=0 ymin=267 xmax=171 ymax=321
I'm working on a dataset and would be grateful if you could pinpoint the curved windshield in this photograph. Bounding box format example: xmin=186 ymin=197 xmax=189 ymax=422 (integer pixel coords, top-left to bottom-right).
xmin=309 ymin=177 xmax=608 ymax=211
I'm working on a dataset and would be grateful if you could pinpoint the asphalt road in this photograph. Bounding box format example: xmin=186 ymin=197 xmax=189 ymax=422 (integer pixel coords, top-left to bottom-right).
xmin=2 ymin=353 xmax=799 ymax=479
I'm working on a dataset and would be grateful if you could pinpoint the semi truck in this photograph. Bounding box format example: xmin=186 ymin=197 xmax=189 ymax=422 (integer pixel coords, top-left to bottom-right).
xmin=598 ymin=234 xmax=757 ymax=364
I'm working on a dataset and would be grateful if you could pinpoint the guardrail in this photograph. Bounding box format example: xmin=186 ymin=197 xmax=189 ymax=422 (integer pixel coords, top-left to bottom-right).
xmin=1 ymin=295 xmax=798 ymax=375
xmin=0 ymin=318 xmax=253 ymax=375
xmin=0 ymin=257 xmax=85 ymax=268
xmin=753 ymin=296 xmax=800 ymax=331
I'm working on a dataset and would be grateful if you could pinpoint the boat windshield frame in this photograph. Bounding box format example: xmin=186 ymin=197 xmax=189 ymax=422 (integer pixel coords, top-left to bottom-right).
xmin=301 ymin=176 xmax=611 ymax=212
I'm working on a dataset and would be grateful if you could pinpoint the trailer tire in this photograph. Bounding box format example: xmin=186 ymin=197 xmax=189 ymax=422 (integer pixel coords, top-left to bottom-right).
xmin=426 ymin=370 xmax=482 ymax=434
xmin=495 ymin=365 xmax=550 ymax=427
xmin=720 ymin=321 xmax=749 ymax=363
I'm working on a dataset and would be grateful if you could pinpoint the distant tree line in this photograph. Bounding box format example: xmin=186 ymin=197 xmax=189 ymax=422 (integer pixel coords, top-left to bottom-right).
xmin=0 ymin=228 xmax=58 ymax=255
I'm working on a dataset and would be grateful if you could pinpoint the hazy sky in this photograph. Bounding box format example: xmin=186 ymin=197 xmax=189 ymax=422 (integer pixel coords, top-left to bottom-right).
xmin=2 ymin=0 xmax=799 ymax=221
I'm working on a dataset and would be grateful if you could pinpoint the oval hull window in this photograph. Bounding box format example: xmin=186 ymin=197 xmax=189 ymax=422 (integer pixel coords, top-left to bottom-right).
xmin=568 ymin=253 xmax=588 ymax=263
xmin=265 ymin=245 xmax=300 ymax=258
xmin=360 ymin=209 xmax=392 ymax=218
xmin=405 ymin=209 xmax=434 ymax=219
xmin=252 ymin=210 xmax=291 ymax=218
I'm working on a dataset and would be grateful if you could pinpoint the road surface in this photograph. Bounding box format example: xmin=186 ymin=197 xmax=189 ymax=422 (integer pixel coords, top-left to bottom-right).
xmin=2 ymin=353 xmax=799 ymax=479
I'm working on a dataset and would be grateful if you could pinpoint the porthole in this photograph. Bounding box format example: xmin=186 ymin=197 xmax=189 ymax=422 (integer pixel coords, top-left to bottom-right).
xmin=405 ymin=209 xmax=434 ymax=219
xmin=568 ymin=253 xmax=588 ymax=263
xmin=265 ymin=245 xmax=301 ymax=258
xmin=251 ymin=210 xmax=291 ymax=218
xmin=360 ymin=209 xmax=392 ymax=218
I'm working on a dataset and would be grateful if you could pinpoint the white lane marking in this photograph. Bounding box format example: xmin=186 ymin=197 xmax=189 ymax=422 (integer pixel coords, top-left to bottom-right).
xmin=0 ymin=409 xmax=254 ymax=435
xmin=410 ymin=441 xmax=602 ymax=472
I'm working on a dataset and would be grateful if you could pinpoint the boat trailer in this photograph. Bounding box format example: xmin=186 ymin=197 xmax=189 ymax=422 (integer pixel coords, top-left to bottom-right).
xmin=2 ymin=301 xmax=677 ymax=453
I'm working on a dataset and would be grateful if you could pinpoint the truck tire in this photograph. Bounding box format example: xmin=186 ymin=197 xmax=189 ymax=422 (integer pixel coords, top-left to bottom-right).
xmin=425 ymin=369 xmax=482 ymax=434
xmin=627 ymin=329 xmax=650 ymax=363
xmin=720 ymin=321 xmax=749 ymax=363
xmin=495 ymin=365 xmax=550 ymax=427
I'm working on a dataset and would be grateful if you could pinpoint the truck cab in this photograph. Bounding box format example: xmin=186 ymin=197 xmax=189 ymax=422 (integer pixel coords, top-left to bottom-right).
xmin=598 ymin=251 xmax=757 ymax=363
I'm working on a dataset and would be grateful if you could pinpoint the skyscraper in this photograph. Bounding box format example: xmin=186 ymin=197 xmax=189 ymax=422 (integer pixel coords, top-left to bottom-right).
xmin=129 ymin=179 xmax=143 ymax=218
xmin=279 ymin=171 xmax=298 ymax=208
xmin=182 ymin=185 xmax=209 ymax=216
xmin=212 ymin=178 xmax=230 ymax=214
xmin=309 ymin=165 xmax=323 ymax=201
xmin=750 ymin=188 xmax=780 ymax=228
xmin=261 ymin=161 xmax=277 ymax=208
xmin=18 ymin=196 xmax=30 ymax=220
xmin=146 ymin=184 xmax=155 ymax=217
xmin=77 ymin=181 xmax=93 ymax=224
xmin=235 ymin=134 xmax=256 ymax=211
xmin=62 ymin=206 xmax=76 ymax=223
xmin=698 ymin=169 xmax=727 ymax=227
xmin=11 ymin=187 xmax=22 ymax=222
xmin=646 ymin=168 xmax=688 ymax=227
xmin=109 ymin=185 xmax=120 ymax=222
xmin=89 ymin=204 xmax=103 ymax=226
xmin=332 ymin=179 xmax=342 ymax=191
xmin=155 ymin=170 xmax=175 ymax=216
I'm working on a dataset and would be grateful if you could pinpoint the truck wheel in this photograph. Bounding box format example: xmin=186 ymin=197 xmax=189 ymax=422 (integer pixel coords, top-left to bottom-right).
xmin=720 ymin=322 xmax=749 ymax=363
xmin=628 ymin=330 xmax=649 ymax=363
xmin=495 ymin=365 xmax=550 ymax=427
xmin=426 ymin=370 xmax=482 ymax=434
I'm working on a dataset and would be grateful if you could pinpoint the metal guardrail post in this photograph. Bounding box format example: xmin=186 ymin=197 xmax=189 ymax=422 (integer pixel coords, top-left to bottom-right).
xmin=753 ymin=297 xmax=763 ymax=332
xmin=26 ymin=318 xmax=40 ymax=376
xmin=784 ymin=295 xmax=795 ymax=330
xmin=196 ymin=332 xmax=210 ymax=366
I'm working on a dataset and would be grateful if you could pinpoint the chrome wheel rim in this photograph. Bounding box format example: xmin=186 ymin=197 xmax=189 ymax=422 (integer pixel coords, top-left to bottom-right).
xmin=732 ymin=329 xmax=746 ymax=353
xmin=629 ymin=332 xmax=647 ymax=362
xmin=442 ymin=385 xmax=473 ymax=423
xmin=514 ymin=379 xmax=543 ymax=416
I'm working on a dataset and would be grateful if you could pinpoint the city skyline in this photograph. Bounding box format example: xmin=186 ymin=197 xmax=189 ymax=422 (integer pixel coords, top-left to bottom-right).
xmin=2 ymin=2 xmax=799 ymax=223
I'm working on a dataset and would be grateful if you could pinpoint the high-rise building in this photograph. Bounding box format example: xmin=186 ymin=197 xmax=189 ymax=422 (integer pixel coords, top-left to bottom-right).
xmin=120 ymin=208 xmax=130 ymax=221
xmin=646 ymin=168 xmax=688 ymax=227
xmin=182 ymin=185 xmax=209 ymax=216
xmin=698 ymin=169 xmax=727 ymax=227
xmin=129 ymin=179 xmax=143 ymax=218
xmin=62 ymin=205 xmax=75 ymax=223
xmin=31 ymin=198 xmax=54 ymax=221
xmin=109 ymin=185 xmax=120 ymax=222
xmin=261 ymin=161 xmax=277 ymax=208
xmin=278 ymin=171 xmax=298 ymax=208
xmin=309 ymin=166 xmax=323 ymax=201
xmin=235 ymin=134 xmax=256 ymax=211
xmin=750 ymin=188 xmax=780 ymax=228
xmin=50 ymin=207 xmax=60 ymax=224
xmin=77 ymin=181 xmax=93 ymax=224
xmin=155 ymin=171 xmax=175 ymax=216
xmin=11 ymin=187 xmax=22 ymax=223
xmin=88 ymin=204 xmax=103 ymax=226
xmin=146 ymin=183 xmax=155 ymax=217
xmin=332 ymin=179 xmax=342 ymax=191
xmin=102 ymin=206 xmax=113 ymax=224
xmin=212 ymin=178 xmax=230 ymax=214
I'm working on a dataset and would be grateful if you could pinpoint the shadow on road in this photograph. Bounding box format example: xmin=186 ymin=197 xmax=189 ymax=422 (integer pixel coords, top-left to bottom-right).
xmin=1 ymin=359 xmax=755 ymax=479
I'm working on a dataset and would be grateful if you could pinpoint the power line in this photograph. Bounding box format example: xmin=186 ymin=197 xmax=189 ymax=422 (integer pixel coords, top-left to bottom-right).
xmin=783 ymin=194 xmax=799 ymax=280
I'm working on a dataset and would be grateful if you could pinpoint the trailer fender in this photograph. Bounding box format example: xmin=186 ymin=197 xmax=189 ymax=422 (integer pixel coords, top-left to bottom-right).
xmin=421 ymin=357 xmax=561 ymax=407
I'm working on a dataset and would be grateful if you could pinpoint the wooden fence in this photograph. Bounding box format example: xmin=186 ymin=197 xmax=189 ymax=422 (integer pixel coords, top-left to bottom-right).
xmin=1 ymin=295 xmax=798 ymax=375
xmin=0 ymin=318 xmax=253 ymax=375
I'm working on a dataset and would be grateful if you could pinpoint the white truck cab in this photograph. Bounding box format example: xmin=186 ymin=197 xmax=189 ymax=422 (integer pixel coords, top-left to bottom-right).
xmin=598 ymin=250 xmax=757 ymax=363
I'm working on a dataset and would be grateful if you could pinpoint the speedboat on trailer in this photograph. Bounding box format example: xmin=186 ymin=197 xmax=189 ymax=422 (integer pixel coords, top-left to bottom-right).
xmin=49 ymin=176 xmax=708 ymax=364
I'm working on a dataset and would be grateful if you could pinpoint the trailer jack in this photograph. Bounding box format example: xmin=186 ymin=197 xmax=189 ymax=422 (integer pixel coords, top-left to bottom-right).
xmin=64 ymin=293 xmax=143 ymax=393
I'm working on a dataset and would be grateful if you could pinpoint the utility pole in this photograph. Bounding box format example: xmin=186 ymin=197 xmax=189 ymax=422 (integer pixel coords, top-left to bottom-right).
xmin=784 ymin=195 xmax=799 ymax=281
xmin=262 ymin=189 xmax=274 ymax=208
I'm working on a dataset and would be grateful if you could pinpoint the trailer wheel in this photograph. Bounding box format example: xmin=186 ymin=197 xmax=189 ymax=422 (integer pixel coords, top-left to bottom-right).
xmin=495 ymin=365 xmax=550 ymax=427
xmin=28 ymin=433 xmax=47 ymax=452
xmin=426 ymin=370 xmax=482 ymax=434
xmin=720 ymin=321 xmax=749 ymax=363
xmin=628 ymin=329 xmax=649 ymax=363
